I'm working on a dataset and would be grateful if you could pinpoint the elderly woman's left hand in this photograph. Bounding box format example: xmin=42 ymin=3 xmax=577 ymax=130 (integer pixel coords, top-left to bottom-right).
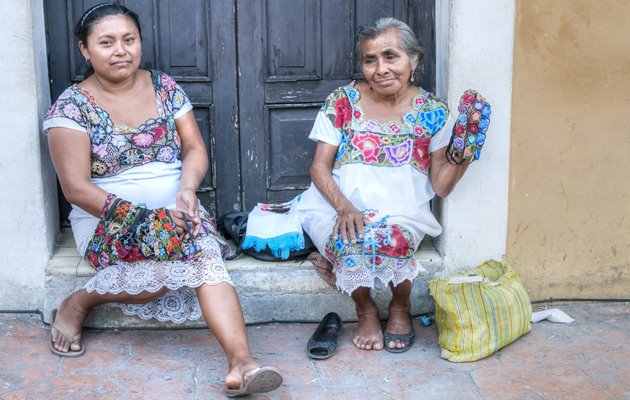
xmin=175 ymin=187 xmax=201 ymax=238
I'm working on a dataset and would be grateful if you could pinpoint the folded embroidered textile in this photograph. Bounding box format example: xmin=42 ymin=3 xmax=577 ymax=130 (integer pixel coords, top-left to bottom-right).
xmin=85 ymin=198 xmax=201 ymax=269
xmin=446 ymin=89 xmax=491 ymax=165
xmin=241 ymin=196 xmax=305 ymax=260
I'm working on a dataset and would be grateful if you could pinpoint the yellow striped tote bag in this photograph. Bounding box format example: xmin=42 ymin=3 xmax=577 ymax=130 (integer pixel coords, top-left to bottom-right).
xmin=428 ymin=260 xmax=532 ymax=362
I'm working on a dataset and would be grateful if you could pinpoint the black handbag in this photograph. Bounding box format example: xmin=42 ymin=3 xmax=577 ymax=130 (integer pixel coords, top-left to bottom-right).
xmin=219 ymin=211 xmax=316 ymax=261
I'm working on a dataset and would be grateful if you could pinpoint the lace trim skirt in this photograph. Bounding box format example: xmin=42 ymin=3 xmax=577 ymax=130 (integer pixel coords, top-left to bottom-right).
xmin=83 ymin=235 xmax=232 ymax=324
xmin=323 ymin=223 xmax=423 ymax=295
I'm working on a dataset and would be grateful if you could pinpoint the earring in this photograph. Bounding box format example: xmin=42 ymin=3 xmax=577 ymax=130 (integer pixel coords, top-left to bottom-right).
xmin=410 ymin=74 xmax=414 ymax=83
xmin=84 ymin=58 xmax=91 ymax=66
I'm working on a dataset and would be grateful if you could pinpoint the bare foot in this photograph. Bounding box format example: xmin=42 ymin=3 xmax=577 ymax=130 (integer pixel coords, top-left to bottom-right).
xmin=51 ymin=294 xmax=89 ymax=354
xmin=385 ymin=307 xmax=412 ymax=350
xmin=351 ymin=287 xmax=383 ymax=350
xmin=353 ymin=311 xmax=384 ymax=350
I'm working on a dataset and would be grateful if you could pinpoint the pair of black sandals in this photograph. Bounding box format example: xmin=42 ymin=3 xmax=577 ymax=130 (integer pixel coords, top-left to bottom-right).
xmin=307 ymin=312 xmax=415 ymax=359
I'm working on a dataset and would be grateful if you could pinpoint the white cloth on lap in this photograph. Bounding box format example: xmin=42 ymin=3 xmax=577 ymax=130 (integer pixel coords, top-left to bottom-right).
xmin=242 ymin=197 xmax=305 ymax=260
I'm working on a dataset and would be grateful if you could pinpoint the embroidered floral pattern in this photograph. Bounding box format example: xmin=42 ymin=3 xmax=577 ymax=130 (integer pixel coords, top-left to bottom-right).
xmin=384 ymin=138 xmax=413 ymax=166
xmin=351 ymin=132 xmax=382 ymax=164
xmin=333 ymin=97 xmax=352 ymax=129
xmin=412 ymin=137 xmax=431 ymax=172
xmin=335 ymin=133 xmax=348 ymax=160
xmin=446 ymin=89 xmax=492 ymax=163
xmin=320 ymin=82 xmax=449 ymax=174
xmin=86 ymin=201 xmax=218 ymax=271
xmin=45 ymin=71 xmax=189 ymax=178
xmin=324 ymin=220 xmax=417 ymax=274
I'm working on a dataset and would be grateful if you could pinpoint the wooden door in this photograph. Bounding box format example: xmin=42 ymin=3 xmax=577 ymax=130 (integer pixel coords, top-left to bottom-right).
xmin=45 ymin=0 xmax=435 ymax=222
xmin=236 ymin=0 xmax=435 ymax=209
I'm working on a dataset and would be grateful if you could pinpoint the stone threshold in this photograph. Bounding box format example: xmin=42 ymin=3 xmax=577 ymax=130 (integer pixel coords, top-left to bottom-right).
xmin=44 ymin=229 xmax=443 ymax=328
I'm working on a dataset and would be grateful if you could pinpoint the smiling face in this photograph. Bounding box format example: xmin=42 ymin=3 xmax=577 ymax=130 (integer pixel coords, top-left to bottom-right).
xmin=360 ymin=29 xmax=417 ymax=99
xmin=79 ymin=14 xmax=142 ymax=83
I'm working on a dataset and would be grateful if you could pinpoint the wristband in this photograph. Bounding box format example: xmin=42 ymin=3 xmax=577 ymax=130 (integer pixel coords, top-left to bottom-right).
xmin=99 ymin=193 xmax=117 ymax=219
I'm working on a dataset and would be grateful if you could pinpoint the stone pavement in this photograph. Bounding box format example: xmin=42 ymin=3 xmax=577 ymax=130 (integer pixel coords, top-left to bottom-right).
xmin=1 ymin=302 xmax=629 ymax=399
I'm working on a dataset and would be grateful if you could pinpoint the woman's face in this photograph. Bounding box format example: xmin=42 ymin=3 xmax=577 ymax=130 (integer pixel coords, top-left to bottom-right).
xmin=79 ymin=15 xmax=141 ymax=82
xmin=360 ymin=29 xmax=417 ymax=98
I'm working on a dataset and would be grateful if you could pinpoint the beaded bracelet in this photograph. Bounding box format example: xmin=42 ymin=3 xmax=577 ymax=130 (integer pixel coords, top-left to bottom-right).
xmin=99 ymin=193 xmax=117 ymax=220
xmin=446 ymin=89 xmax=492 ymax=165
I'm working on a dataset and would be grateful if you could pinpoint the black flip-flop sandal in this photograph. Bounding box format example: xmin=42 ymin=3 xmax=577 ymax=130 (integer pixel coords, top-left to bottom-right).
xmin=307 ymin=312 xmax=343 ymax=359
xmin=384 ymin=328 xmax=415 ymax=353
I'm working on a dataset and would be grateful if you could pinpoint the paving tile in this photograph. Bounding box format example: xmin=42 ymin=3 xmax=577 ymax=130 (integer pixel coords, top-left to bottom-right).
xmin=51 ymin=375 xmax=125 ymax=399
xmin=1 ymin=303 xmax=629 ymax=399
xmin=471 ymin=363 xmax=610 ymax=400
xmin=113 ymin=358 xmax=198 ymax=399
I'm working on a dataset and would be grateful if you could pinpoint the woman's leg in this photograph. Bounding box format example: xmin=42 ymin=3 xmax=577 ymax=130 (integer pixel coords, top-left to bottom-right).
xmin=351 ymin=287 xmax=384 ymax=350
xmin=385 ymin=280 xmax=413 ymax=350
xmin=195 ymin=282 xmax=261 ymax=389
xmin=51 ymin=287 xmax=168 ymax=353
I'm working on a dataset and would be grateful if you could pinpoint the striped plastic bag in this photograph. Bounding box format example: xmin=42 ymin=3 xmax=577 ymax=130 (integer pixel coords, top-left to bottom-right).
xmin=428 ymin=260 xmax=532 ymax=362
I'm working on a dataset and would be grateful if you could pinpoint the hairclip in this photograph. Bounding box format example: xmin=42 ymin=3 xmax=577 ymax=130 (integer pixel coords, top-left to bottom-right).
xmin=79 ymin=3 xmax=111 ymax=28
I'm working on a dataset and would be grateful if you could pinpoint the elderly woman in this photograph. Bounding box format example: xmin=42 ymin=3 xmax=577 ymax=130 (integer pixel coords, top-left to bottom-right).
xmin=297 ymin=18 xmax=473 ymax=353
xmin=44 ymin=3 xmax=281 ymax=396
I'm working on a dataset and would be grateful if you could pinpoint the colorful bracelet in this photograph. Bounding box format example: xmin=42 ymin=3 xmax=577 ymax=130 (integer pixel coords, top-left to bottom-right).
xmin=446 ymin=89 xmax=492 ymax=165
xmin=99 ymin=193 xmax=117 ymax=220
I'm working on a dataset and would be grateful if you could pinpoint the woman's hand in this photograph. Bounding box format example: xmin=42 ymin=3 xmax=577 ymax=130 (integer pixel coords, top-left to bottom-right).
xmin=334 ymin=202 xmax=371 ymax=245
xmin=175 ymin=110 xmax=208 ymax=239
xmin=175 ymin=188 xmax=201 ymax=238
xmin=429 ymin=149 xmax=470 ymax=198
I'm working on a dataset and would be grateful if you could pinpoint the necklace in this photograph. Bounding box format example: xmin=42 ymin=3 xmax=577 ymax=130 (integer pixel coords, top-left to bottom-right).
xmin=114 ymin=124 xmax=139 ymax=135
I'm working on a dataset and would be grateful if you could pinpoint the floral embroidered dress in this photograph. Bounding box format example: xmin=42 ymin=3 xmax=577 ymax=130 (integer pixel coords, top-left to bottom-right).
xmin=43 ymin=70 xmax=231 ymax=323
xmin=296 ymin=82 xmax=453 ymax=294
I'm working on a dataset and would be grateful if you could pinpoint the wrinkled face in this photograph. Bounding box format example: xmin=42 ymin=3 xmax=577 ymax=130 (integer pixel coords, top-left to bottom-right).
xmin=360 ymin=29 xmax=417 ymax=98
xmin=79 ymin=15 xmax=141 ymax=82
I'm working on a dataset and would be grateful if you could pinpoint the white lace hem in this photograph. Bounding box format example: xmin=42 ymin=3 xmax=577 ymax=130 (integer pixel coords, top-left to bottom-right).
xmin=84 ymin=236 xmax=232 ymax=324
xmin=334 ymin=259 xmax=426 ymax=295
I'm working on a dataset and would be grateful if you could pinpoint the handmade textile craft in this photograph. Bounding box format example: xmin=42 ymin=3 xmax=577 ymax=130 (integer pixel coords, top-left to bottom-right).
xmin=85 ymin=196 xmax=201 ymax=270
xmin=323 ymin=215 xmax=420 ymax=294
xmin=241 ymin=197 xmax=306 ymax=260
xmin=446 ymin=89 xmax=491 ymax=165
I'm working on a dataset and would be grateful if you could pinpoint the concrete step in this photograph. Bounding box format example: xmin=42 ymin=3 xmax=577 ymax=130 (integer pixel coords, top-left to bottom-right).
xmin=44 ymin=230 xmax=443 ymax=328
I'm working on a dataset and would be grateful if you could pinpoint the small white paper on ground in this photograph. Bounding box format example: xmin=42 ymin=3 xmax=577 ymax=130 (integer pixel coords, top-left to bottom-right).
xmin=531 ymin=308 xmax=575 ymax=324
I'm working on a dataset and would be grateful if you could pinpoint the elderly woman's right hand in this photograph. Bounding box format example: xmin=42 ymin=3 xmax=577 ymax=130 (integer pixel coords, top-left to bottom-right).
xmin=334 ymin=202 xmax=371 ymax=245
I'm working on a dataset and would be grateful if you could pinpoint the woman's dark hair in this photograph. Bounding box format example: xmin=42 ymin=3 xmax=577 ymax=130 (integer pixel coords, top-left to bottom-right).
xmin=73 ymin=2 xmax=142 ymax=47
xmin=356 ymin=17 xmax=424 ymax=69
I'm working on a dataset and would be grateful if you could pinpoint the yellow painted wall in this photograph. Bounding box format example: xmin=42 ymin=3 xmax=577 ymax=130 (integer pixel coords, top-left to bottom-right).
xmin=507 ymin=0 xmax=630 ymax=300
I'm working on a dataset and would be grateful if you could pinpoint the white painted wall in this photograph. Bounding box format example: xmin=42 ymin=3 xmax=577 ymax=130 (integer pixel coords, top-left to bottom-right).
xmin=0 ymin=0 xmax=58 ymax=309
xmin=434 ymin=0 xmax=514 ymax=273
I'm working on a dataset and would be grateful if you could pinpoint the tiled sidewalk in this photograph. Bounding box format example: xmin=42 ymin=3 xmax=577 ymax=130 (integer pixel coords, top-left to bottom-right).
xmin=1 ymin=302 xmax=629 ymax=399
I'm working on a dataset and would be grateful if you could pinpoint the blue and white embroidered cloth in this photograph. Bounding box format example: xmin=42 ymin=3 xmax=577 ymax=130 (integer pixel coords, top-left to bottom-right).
xmin=242 ymin=196 xmax=305 ymax=260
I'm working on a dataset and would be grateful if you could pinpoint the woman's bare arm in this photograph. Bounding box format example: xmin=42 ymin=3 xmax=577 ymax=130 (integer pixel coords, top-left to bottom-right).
xmin=429 ymin=148 xmax=471 ymax=198
xmin=47 ymin=128 xmax=109 ymax=217
xmin=174 ymin=110 xmax=209 ymax=236
xmin=310 ymin=141 xmax=369 ymax=244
